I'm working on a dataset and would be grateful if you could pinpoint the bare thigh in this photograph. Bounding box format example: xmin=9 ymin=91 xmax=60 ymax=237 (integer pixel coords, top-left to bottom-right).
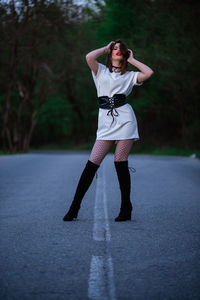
xmin=114 ymin=139 xmax=134 ymax=161
xmin=89 ymin=140 xmax=115 ymax=165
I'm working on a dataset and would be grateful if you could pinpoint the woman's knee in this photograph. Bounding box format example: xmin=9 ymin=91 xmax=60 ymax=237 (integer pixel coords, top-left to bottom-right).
xmin=114 ymin=148 xmax=129 ymax=161
xmin=88 ymin=157 xmax=101 ymax=166
xmin=114 ymin=155 xmax=128 ymax=162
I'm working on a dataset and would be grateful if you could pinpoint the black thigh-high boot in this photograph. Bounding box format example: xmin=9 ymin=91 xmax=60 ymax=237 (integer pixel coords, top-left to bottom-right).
xmin=114 ymin=160 xmax=133 ymax=221
xmin=63 ymin=160 xmax=100 ymax=221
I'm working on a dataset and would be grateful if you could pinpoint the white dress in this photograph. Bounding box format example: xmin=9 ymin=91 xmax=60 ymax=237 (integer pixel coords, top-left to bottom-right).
xmin=91 ymin=62 xmax=143 ymax=144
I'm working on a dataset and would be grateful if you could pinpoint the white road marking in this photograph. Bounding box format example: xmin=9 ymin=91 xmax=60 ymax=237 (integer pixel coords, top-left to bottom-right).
xmin=107 ymin=255 xmax=116 ymax=300
xmin=88 ymin=255 xmax=116 ymax=300
xmin=88 ymin=255 xmax=108 ymax=300
xmin=88 ymin=162 xmax=116 ymax=300
xmin=93 ymin=163 xmax=111 ymax=241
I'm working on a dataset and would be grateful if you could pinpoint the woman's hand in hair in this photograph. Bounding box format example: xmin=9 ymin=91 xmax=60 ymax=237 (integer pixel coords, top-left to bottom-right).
xmin=127 ymin=49 xmax=135 ymax=63
xmin=104 ymin=41 xmax=115 ymax=54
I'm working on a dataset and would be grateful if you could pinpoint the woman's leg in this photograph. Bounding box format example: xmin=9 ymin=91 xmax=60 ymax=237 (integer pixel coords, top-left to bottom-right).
xmin=113 ymin=139 xmax=135 ymax=221
xmin=114 ymin=139 xmax=134 ymax=162
xmin=89 ymin=139 xmax=115 ymax=165
xmin=63 ymin=140 xmax=115 ymax=221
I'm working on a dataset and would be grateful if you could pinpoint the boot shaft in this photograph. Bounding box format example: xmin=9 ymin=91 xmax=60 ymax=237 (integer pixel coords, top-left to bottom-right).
xmin=114 ymin=160 xmax=131 ymax=194
xmin=63 ymin=160 xmax=100 ymax=221
xmin=71 ymin=159 xmax=100 ymax=207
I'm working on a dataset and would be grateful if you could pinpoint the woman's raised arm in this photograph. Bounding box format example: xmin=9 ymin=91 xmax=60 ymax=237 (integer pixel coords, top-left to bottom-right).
xmin=127 ymin=49 xmax=154 ymax=84
xmin=85 ymin=41 xmax=114 ymax=76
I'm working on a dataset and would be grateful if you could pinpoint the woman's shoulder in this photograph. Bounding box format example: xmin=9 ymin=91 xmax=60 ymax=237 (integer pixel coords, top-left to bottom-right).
xmin=96 ymin=62 xmax=106 ymax=68
xmin=98 ymin=62 xmax=108 ymax=72
xmin=91 ymin=62 xmax=107 ymax=80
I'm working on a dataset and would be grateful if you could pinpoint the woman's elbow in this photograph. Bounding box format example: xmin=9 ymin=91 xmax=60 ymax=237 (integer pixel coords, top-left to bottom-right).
xmin=147 ymin=70 xmax=154 ymax=79
xmin=85 ymin=54 xmax=92 ymax=61
xmin=150 ymin=70 xmax=154 ymax=76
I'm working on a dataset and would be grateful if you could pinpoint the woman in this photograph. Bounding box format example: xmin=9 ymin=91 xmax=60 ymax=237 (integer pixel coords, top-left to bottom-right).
xmin=63 ymin=39 xmax=154 ymax=222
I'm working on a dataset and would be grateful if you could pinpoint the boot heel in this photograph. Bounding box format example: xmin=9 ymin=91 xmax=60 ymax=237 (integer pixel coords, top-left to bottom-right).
xmin=127 ymin=211 xmax=132 ymax=220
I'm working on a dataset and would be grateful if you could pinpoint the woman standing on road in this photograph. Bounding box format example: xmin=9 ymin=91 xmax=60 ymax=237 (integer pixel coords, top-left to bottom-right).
xmin=63 ymin=39 xmax=154 ymax=222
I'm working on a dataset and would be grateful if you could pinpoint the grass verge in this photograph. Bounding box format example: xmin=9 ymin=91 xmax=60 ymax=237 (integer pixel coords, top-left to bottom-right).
xmin=1 ymin=143 xmax=200 ymax=159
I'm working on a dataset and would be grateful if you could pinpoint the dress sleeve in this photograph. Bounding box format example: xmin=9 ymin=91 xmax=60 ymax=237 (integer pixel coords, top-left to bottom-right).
xmin=91 ymin=62 xmax=106 ymax=80
xmin=131 ymin=71 xmax=143 ymax=86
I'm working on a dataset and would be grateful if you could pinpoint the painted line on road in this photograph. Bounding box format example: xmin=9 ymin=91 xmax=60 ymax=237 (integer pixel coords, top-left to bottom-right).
xmin=93 ymin=162 xmax=111 ymax=241
xmin=88 ymin=162 xmax=116 ymax=300
xmin=88 ymin=255 xmax=116 ymax=300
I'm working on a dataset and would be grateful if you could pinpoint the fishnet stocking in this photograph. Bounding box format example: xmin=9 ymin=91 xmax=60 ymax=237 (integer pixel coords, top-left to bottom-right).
xmin=89 ymin=139 xmax=135 ymax=165
xmin=89 ymin=140 xmax=115 ymax=165
xmin=114 ymin=139 xmax=134 ymax=161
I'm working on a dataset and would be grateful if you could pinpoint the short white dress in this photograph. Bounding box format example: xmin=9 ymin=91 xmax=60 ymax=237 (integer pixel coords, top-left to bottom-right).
xmin=91 ymin=62 xmax=143 ymax=144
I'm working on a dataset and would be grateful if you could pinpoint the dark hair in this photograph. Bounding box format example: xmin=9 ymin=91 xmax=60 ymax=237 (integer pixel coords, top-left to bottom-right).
xmin=106 ymin=39 xmax=130 ymax=75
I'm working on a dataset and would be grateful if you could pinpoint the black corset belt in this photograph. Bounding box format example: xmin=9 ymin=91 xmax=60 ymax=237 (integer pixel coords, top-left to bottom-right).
xmin=98 ymin=94 xmax=127 ymax=126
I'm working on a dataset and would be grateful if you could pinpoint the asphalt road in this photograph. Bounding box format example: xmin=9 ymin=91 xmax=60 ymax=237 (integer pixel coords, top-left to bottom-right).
xmin=0 ymin=151 xmax=200 ymax=300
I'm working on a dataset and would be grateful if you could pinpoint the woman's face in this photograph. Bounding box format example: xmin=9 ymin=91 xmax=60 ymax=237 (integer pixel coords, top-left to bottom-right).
xmin=111 ymin=43 xmax=122 ymax=59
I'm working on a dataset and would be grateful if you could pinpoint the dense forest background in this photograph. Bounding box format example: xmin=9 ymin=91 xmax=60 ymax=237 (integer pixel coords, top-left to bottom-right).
xmin=0 ymin=0 xmax=199 ymax=154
